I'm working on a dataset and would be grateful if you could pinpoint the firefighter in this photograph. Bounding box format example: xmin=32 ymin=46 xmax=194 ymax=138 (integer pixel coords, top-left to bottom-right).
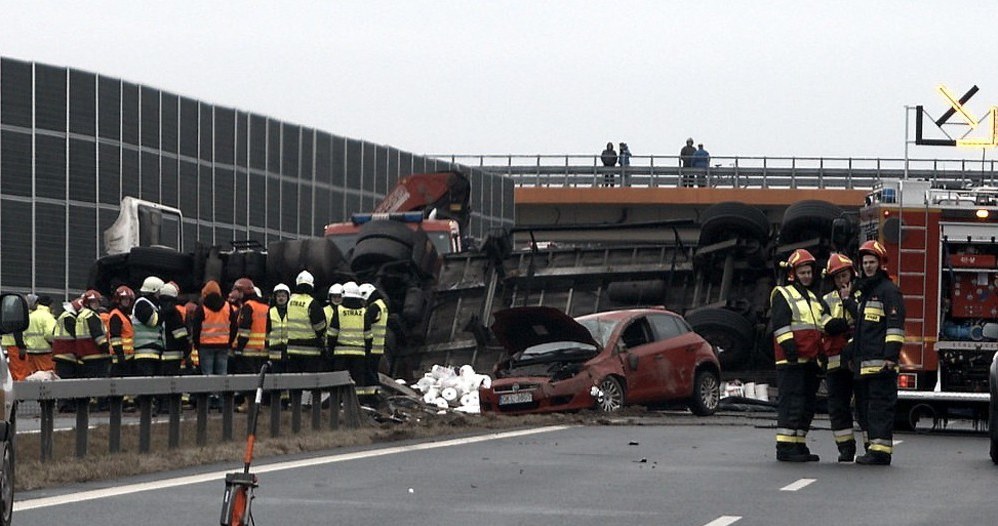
xmin=322 ymin=283 xmax=343 ymax=370
xmin=76 ymin=289 xmax=112 ymax=378
xmin=158 ymin=282 xmax=190 ymax=377
xmin=286 ymin=271 xmax=326 ymax=373
xmin=360 ymin=282 xmax=387 ymax=397
xmin=267 ymin=283 xmax=291 ymax=374
xmin=234 ymin=278 xmax=269 ymax=411
xmin=24 ymin=295 xmax=57 ymax=376
xmin=53 ymin=298 xmax=81 ymax=381
xmin=107 ymin=286 xmax=136 ymax=377
xmin=770 ymin=249 xmax=847 ymax=462
xmin=132 ymin=276 xmax=165 ymax=378
xmin=848 ymin=240 xmax=905 ymax=466
xmin=329 ymin=281 xmax=372 ymax=402
xmin=821 ymin=253 xmax=858 ymax=462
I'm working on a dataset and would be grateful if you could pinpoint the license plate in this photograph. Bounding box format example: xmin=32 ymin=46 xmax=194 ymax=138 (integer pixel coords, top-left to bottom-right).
xmin=498 ymin=392 xmax=533 ymax=405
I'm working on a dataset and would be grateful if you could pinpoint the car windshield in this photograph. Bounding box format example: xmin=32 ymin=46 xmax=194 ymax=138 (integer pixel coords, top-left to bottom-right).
xmin=518 ymin=340 xmax=598 ymax=361
xmin=576 ymin=317 xmax=619 ymax=347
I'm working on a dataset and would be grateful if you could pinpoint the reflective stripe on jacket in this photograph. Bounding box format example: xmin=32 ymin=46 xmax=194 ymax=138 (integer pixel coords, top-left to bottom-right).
xmin=200 ymin=304 xmax=233 ymax=346
xmin=268 ymin=306 xmax=288 ymax=360
xmin=25 ymin=305 xmax=56 ymax=354
xmin=770 ymin=284 xmax=830 ymax=364
xmin=287 ymin=294 xmax=322 ymax=356
xmin=52 ymin=310 xmax=78 ymax=362
xmin=369 ymin=298 xmax=388 ymax=356
xmin=237 ymin=299 xmax=270 ymax=358
xmin=75 ymin=308 xmax=109 ymax=360
xmin=333 ymin=305 xmax=367 ymax=356
xmin=108 ymin=308 xmax=135 ymax=357
xmin=131 ymin=297 xmax=163 ymax=359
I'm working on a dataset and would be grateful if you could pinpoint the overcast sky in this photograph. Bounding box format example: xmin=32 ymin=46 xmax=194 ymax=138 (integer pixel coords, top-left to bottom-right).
xmin=3 ymin=1 xmax=997 ymax=162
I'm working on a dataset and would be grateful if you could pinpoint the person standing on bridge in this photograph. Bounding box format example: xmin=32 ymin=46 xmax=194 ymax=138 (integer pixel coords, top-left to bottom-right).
xmin=679 ymin=138 xmax=696 ymax=186
xmin=618 ymin=143 xmax=632 ymax=186
xmin=600 ymin=142 xmax=617 ymax=187
xmin=821 ymin=253 xmax=859 ymax=462
xmin=692 ymin=143 xmax=710 ymax=187
xmin=770 ymin=249 xmax=847 ymax=462
xmin=847 ymin=240 xmax=905 ymax=466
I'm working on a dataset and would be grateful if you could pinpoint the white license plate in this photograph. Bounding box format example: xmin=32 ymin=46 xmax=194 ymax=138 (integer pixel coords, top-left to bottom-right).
xmin=498 ymin=392 xmax=533 ymax=405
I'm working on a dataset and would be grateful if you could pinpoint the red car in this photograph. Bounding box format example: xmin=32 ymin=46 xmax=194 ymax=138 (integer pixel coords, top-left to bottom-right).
xmin=479 ymin=306 xmax=721 ymax=415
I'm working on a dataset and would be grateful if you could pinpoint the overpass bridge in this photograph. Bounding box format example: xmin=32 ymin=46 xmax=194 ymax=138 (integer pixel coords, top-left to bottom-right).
xmin=431 ymin=154 xmax=998 ymax=245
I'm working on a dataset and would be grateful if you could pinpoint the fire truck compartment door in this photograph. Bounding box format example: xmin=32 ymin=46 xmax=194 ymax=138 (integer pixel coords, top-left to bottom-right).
xmin=941 ymin=223 xmax=998 ymax=244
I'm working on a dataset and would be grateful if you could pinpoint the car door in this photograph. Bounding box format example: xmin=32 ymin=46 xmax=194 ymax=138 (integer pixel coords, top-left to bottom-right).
xmin=647 ymin=313 xmax=700 ymax=399
xmin=616 ymin=316 xmax=661 ymax=403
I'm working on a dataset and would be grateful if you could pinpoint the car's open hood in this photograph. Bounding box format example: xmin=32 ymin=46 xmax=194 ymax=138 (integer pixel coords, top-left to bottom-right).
xmin=491 ymin=306 xmax=600 ymax=356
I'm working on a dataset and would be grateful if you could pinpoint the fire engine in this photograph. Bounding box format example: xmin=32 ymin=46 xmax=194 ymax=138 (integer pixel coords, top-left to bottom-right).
xmin=861 ymin=178 xmax=998 ymax=429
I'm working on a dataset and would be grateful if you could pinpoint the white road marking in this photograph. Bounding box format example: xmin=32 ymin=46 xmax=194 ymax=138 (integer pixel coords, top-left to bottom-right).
xmin=893 ymin=439 xmax=903 ymax=446
xmin=703 ymin=516 xmax=742 ymax=526
xmin=780 ymin=478 xmax=816 ymax=491
xmin=14 ymin=425 xmax=573 ymax=512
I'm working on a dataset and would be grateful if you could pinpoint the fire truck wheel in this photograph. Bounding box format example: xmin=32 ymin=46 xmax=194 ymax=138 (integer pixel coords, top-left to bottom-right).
xmin=686 ymin=308 xmax=756 ymax=371
xmin=779 ymin=200 xmax=843 ymax=245
xmin=699 ymin=202 xmax=771 ymax=247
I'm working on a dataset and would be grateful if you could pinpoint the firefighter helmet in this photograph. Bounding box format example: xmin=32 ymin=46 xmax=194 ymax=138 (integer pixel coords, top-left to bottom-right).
xmin=159 ymin=282 xmax=179 ymax=298
xmin=295 ymin=270 xmax=315 ymax=287
xmin=825 ymin=253 xmax=854 ymax=277
xmin=233 ymin=278 xmax=255 ymax=296
xmin=858 ymin=240 xmax=888 ymax=264
xmin=781 ymin=249 xmax=816 ymax=281
xmin=140 ymin=276 xmax=164 ymax=294
xmin=273 ymin=283 xmax=291 ymax=296
xmin=342 ymin=282 xmax=362 ymax=300
xmin=359 ymin=283 xmax=376 ymax=301
xmin=82 ymin=289 xmax=103 ymax=306
xmin=329 ymin=283 xmax=344 ymax=297
xmin=113 ymin=285 xmax=136 ymax=305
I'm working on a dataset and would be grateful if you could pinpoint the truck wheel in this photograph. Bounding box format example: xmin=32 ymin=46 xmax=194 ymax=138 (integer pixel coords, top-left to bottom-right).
xmin=699 ymin=202 xmax=771 ymax=246
xmin=686 ymin=308 xmax=756 ymax=370
xmin=779 ymin=200 xmax=843 ymax=245
xmin=688 ymin=369 xmax=720 ymax=416
xmin=356 ymin=221 xmax=415 ymax=248
xmin=351 ymin=239 xmax=411 ymax=272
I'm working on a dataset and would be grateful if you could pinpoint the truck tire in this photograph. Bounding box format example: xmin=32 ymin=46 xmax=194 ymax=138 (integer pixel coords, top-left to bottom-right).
xmin=299 ymin=237 xmax=349 ymax=291
xmin=351 ymin=239 xmax=411 ymax=272
xmin=779 ymin=200 xmax=843 ymax=245
xmin=401 ymin=287 xmax=427 ymax=324
xmin=356 ymin=220 xmax=415 ymax=248
xmin=686 ymin=308 xmax=756 ymax=370
xmin=699 ymin=202 xmax=771 ymax=246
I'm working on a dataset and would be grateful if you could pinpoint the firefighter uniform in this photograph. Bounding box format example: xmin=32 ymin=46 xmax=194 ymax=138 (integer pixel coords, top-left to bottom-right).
xmin=330 ymin=283 xmax=372 ymax=399
xmin=267 ymin=298 xmax=290 ymax=373
xmin=770 ymin=249 xmax=840 ymax=462
xmin=131 ymin=295 xmax=164 ymax=377
xmin=822 ymin=289 xmax=857 ymax=460
xmin=24 ymin=301 xmax=57 ymax=374
xmin=286 ymin=291 xmax=326 ymax=373
xmin=364 ymin=293 xmax=389 ymax=396
xmin=235 ymin=296 xmax=270 ymax=374
xmin=107 ymin=307 xmax=135 ymax=377
xmin=848 ymin=267 xmax=905 ymax=465
xmin=52 ymin=305 xmax=79 ymax=380
xmin=159 ymin=284 xmax=190 ymax=377
xmin=76 ymin=306 xmax=111 ymax=378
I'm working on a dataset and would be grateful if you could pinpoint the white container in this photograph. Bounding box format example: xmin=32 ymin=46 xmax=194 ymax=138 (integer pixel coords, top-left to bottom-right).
xmin=754 ymin=383 xmax=770 ymax=401
xmin=742 ymin=382 xmax=756 ymax=400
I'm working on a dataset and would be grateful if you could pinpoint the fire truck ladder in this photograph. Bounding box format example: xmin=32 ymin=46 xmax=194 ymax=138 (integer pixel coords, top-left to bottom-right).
xmin=894 ymin=192 xmax=929 ymax=372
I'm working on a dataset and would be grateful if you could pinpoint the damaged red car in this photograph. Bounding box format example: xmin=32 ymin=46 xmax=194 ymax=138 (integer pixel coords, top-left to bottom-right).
xmin=479 ymin=306 xmax=721 ymax=415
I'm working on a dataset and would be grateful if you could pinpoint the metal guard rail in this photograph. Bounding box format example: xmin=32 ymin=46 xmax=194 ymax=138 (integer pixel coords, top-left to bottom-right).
xmin=429 ymin=154 xmax=998 ymax=189
xmin=14 ymin=371 xmax=362 ymax=462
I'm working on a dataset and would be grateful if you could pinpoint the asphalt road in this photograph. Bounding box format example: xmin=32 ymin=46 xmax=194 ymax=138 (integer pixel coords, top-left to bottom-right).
xmin=13 ymin=414 xmax=998 ymax=526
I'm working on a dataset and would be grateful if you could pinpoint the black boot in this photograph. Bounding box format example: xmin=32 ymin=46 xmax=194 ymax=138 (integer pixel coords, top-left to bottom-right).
xmin=837 ymin=441 xmax=856 ymax=463
xmin=798 ymin=444 xmax=820 ymax=462
xmin=856 ymin=451 xmax=891 ymax=465
xmin=776 ymin=443 xmax=811 ymax=462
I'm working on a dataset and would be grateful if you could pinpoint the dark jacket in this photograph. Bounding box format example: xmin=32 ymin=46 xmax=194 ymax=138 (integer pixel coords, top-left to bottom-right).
xmin=600 ymin=147 xmax=617 ymax=167
xmin=680 ymin=144 xmax=696 ymax=167
xmin=844 ymin=271 xmax=905 ymax=376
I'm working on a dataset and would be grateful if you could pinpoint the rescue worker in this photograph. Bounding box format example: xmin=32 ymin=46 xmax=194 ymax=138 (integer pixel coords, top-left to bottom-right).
xmin=76 ymin=289 xmax=112 ymax=378
xmin=770 ymin=249 xmax=846 ymax=462
xmin=821 ymin=253 xmax=858 ymax=462
xmin=322 ymin=283 xmax=344 ymax=370
xmin=848 ymin=240 xmax=905 ymax=466
xmin=267 ymin=283 xmax=291 ymax=374
xmin=329 ymin=281 xmax=372 ymax=401
xmin=24 ymin=295 xmax=57 ymax=375
xmin=107 ymin=286 xmax=136 ymax=377
xmin=360 ymin=282 xmax=388 ymax=397
xmin=234 ymin=278 xmax=269 ymax=411
xmin=52 ymin=298 xmax=81 ymax=381
xmin=286 ymin=271 xmax=326 ymax=373
xmin=158 ymin=282 xmax=190 ymax=377
xmin=131 ymin=277 xmax=165 ymax=378
xmin=192 ymin=280 xmax=234 ymax=376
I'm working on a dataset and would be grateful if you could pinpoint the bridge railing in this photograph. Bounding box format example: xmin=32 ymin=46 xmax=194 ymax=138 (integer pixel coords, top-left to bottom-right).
xmin=14 ymin=372 xmax=362 ymax=462
xmin=428 ymin=154 xmax=998 ymax=190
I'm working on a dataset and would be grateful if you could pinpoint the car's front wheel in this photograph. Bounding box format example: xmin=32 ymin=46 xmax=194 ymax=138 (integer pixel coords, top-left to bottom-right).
xmin=0 ymin=437 xmax=12 ymax=526
xmin=596 ymin=377 xmax=624 ymax=412
xmin=689 ymin=370 xmax=720 ymax=416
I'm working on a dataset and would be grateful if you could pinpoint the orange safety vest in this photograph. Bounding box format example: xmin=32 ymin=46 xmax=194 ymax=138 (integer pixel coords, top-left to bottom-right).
xmin=199 ymin=304 xmax=232 ymax=346
xmin=108 ymin=308 xmax=135 ymax=358
xmin=238 ymin=300 xmax=269 ymax=358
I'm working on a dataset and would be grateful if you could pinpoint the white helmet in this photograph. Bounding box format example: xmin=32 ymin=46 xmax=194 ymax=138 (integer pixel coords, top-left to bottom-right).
xmin=342 ymin=281 xmax=362 ymax=300
xmin=140 ymin=276 xmax=165 ymax=294
xmin=273 ymin=283 xmax=291 ymax=295
xmin=359 ymin=283 xmax=376 ymax=301
xmin=329 ymin=283 xmax=344 ymax=296
xmin=159 ymin=282 xmax=179 ymax=298
xmin=295 ymin=270 xmax=315 ymax=286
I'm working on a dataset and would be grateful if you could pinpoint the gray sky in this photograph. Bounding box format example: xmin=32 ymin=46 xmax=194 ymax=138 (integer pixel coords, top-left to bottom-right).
xmin=3 ymin=1 xmax=997 ymax=161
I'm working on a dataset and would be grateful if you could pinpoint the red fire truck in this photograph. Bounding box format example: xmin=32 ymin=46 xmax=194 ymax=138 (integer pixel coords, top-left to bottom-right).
xmin=861 ymin=178 xmax=998 ymax=429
